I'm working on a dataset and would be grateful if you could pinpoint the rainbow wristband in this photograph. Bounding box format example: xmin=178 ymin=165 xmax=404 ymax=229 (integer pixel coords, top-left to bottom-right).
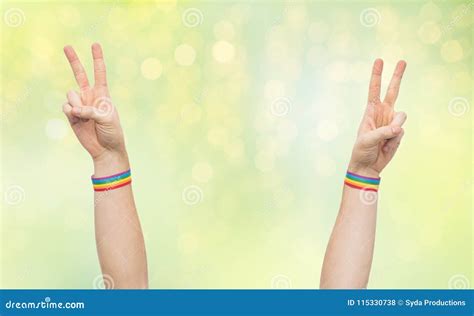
xmin=344 ymin=171 xmax=380 ymax=192
xmin=92 ymin=169 xmax=132 ymax=192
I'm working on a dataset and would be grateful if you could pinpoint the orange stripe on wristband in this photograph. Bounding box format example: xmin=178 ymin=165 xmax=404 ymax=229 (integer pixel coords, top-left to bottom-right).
xmin=344 ymin=171 xmax=380 ymax=191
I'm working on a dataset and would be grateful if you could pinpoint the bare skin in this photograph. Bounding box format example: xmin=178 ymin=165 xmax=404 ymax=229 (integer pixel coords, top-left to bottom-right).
xmin=63 ymin=43 xmax=148 ymax=289
xmin=320 ymin=59 xmax=407 ymax=288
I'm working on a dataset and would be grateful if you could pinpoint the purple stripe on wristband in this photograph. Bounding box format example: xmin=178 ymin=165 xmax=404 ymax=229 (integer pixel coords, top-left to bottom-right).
xmin=346 ymin=171 xmax=380 ymax=181
xmin=92 ymin=169 xmax=131 ymax=180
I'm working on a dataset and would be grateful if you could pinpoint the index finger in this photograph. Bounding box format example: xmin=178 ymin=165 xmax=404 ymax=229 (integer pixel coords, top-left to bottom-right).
xmin=367 ymin=58 xmax=383 ymax=103
xmin=91 ymin=42 xmax=107 ymax=87
xmin=63 ymin=45 xmax=90 ymax=91
xmin=383 ymin=60 xmax=407 ymax=106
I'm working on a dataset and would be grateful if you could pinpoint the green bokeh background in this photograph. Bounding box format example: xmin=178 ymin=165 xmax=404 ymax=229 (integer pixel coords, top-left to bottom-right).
xmin=1 ymin=0 xmax=472 ymax=289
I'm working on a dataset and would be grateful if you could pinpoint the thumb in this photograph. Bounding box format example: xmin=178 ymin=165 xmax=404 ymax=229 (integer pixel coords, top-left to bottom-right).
xmin=363 ymin=125 xmax=402 ymax=147
xmin=71 ymin=106 xmax=107 ymax=123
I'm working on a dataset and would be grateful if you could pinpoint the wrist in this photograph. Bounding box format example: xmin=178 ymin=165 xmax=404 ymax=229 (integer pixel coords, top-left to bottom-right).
xmin=93 ymin=150 xmax=130 ymax=177
xmin=347 ymin=162 xmax=380 ymax=178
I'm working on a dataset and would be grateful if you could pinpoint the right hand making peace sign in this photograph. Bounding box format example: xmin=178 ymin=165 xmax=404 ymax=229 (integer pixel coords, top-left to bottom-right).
xmin=63 ymin=43 xmax=126 ymax=162
xmin=348 ymin=59 xmax=408 ymax=177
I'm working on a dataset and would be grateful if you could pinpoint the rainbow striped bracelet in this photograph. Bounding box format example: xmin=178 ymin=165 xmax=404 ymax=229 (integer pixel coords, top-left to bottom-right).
xmin=344 ymin=171 xmax=380 ymax=192
xmin=92 ymin=169 xmax=132 ymax=192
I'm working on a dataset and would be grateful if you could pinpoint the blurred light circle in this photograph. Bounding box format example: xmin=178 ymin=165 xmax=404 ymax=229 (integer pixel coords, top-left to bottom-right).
xmin=141 ymin=58 xmax=163 ymax=80
xmin=419 ymin=2 xmax=442 ymax=21
xmin=192 ymin=162 xmax=214 ymax=183
xmin=45 ymin=118 xmax=68 ymax=140
xmin=175 ymin=44 xmax=196 ymax=66
xmin=317 ymin=120 xmax=339 ymax=142
xmin=418 ymin=21 xmax=441 ymax=44
xmin=212 ymin=41 xmax=235 ymax=63
xmin=213 ymin=20 xmax=235 ymax=40
xmin=441 ymin=40 xmax=463 ymax=63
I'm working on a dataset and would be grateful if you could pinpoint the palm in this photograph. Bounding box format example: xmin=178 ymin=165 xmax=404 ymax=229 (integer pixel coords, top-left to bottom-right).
xmin=63 ymin=44 xmax=122 ymax=159
xmin=351 ymin=59 xmax=407 ymax=174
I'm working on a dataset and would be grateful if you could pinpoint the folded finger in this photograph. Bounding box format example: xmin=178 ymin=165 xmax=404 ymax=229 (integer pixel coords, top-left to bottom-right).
xmin=67 ymin=90 xmax=83 ymax=108
xmin=383 ymin=129 xmax=404 ymax=154
xmin=62 ymin=102 xmax=79 ymax=124
xmin=391 ymin=111 xmax=407 ymax=128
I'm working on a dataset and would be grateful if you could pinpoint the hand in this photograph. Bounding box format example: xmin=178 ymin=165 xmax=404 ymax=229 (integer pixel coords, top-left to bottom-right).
xmin=348 ymin=59 xmax=407 ymax=177
xmin=62 ymin=43 xmax=126 ymax=164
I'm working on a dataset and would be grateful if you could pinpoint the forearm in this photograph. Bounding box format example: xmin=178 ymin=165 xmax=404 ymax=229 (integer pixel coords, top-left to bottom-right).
xmin=320 ymin=170 xmax=379 ymax=289
xmin=93 ymin=152 xmax=148 ymax=288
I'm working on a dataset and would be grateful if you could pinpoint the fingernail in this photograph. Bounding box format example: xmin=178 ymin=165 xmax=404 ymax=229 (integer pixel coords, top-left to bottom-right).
xmin=72 ymin=107 xmax=82 ymax=114
xmin=392 ymin=126 xmax=401 ymax=134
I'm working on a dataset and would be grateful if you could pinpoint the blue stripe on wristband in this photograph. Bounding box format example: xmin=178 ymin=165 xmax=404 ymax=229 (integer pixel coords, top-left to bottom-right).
xmin=91 ymin=169 xmax=131 ymax=184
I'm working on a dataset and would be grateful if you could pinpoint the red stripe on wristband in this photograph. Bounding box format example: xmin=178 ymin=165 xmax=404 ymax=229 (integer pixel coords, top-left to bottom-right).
xmin=344 ymin=180 xmax=378 ymax=192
